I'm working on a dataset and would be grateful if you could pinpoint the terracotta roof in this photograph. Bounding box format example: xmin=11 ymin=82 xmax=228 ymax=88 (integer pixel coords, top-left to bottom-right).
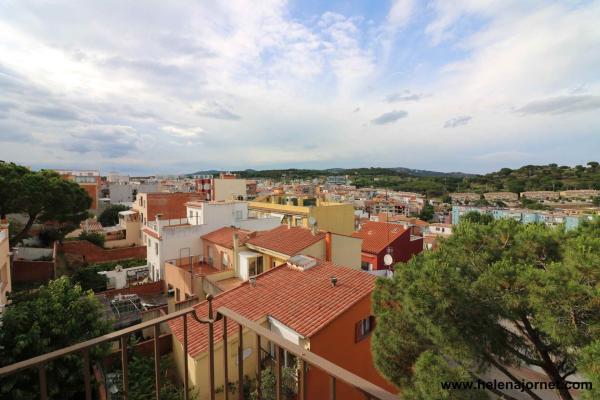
xmin=352 ymin=221 xmax=408 ymax=254
xmin=201 ymin=227 xmax=254 ymax=249
xmin=246 ymin=225 xmax=325 ymax=256
xmin=169 ymin=259 xmax=375 ymax=357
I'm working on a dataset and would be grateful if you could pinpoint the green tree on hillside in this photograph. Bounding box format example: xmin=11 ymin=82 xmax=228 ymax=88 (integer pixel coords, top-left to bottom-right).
xmin=372 ymin=218 xmax=600 ymax=400
xmin=0 ymin=277 xmax=112 ymax=399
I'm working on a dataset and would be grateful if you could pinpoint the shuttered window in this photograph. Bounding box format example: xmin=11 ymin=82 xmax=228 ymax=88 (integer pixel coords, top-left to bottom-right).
xmin=355 ymin=315 xmax=376 ymax=342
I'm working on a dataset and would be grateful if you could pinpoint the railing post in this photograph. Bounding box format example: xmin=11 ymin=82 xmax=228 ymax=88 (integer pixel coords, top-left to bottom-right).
xmin=207 ymin=295 xmax=215 ymax=400
xmin=38 ymin=363 xmax=47 ymax=400
xmin=329 ymin=376 xmax=336 ymax=400
xmin=183 ymin=314 xmax=189 ymax=400
xmin=298 ymin=359 xmax=306 ymax=400
xmin=82 ymin=349 xmax=92 ymax=400
xmin=255 ymin=335 xmax=261 ymax=400
xmin=223 ymin=316 xmax=229 ymax=400
xmin=120 ymin=335 xmax=129 ymax=400
xmin=153 ymin=324 xmax=161 ymax=400
xmin=237 ymin=324 xmax=243 ymax=400
xmin=275 ymin=345 xmax=282 ymax=400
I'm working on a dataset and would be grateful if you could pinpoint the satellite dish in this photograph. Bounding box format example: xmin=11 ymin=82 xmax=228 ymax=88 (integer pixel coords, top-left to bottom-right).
xmin=383 ymin=254 xmax=393 ymax=266
xmin=308 ymin=216 xmax=317 ymax=226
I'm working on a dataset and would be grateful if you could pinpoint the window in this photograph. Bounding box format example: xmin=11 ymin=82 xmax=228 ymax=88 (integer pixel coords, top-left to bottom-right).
xmin=355 ymin=316 xmax=376 ymax=342
xmin=148 ymin=238 xmax=151 ymax=247
xmin=222 ymin=252 xmax=229 ymax=268
xmin=361 ymin=261 xmax=372 ymax=271
xmin=154 ymin=243 xmax=158 ymax=255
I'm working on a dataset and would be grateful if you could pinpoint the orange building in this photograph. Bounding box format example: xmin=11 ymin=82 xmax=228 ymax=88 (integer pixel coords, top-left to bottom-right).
xmin=168 ymin=256 xmax=397 ymax=400
xmin=55 ymin=169 xmax=101 ymax=211
xmin=133 ymin=192 xmax=205 ymax=227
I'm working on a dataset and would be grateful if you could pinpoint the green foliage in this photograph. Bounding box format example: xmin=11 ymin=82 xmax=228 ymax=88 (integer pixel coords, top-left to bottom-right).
xmin=521 ymin=197 xmax=549 ymax=210
xmin=71 ymin=258 xmax=146 ymax=292
xmin=372 ymin=218 xmax=600 ymax=400
xmin=0 ymin=277 xmax=112 ymax=399
xmin=98 ymin=204 xmax=130 ymax=227
xmin=593 ymin=196 xmax=600 ymax=207
xmin=419 ymin=203 xmax=435 ymax=221
xmin=127 ymin=352 xmax=187 ymax=400
xmin=78 ymin=231 xmax=105 ymax=247
xmin=578 ymin=340 xmax=600 ymax=400
xmin=0 ymin=161 xmax=91 ymax=245
xmin=460 ymin=211 xmax=494 ymax=224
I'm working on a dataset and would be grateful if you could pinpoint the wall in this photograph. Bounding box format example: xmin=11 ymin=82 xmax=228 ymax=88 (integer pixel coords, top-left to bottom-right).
xmin=309 ymin=203 xmax=355 ymax=235
xmin=11 ymin=260 xmax=55 ymax=284
xmin=308 ymin=295 xmax=398 ymax=399
xmin=213 ymin=179 xmax=247 ymax=201
xmin=330 ymin=233 xmax=362 ymax=269
xmin=1 ymin=227 xmax=12 ymax=310
xmin=58 ymin=240 xmax=146 ymax=263
xmin=12 ymin=247 xmax=53 ymax=260
xmin=98 ymin=280 xmax=164 ymax=297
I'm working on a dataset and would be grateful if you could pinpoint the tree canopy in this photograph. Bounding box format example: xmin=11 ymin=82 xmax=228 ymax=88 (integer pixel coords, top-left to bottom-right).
xmin=98 ymin=204 xmax=129 ymax=227
xmin=372 ymin=218 xmax=600 ymax=400
xmin=0 ymin=162 xmax=92 ymax=245
xmin=0 ymin=277 xmax=112 ymax=399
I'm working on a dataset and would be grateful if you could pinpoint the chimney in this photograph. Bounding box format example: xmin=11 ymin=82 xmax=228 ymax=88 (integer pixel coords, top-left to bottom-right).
xmin=330 ymin=276 xmax=338 ymax=287
xmin=232 ymin=232 xmax=239 ymax=274
xmin=287 ymin=218 xmax=292 ymax=229
xmin=249 ymin=276 xmax=257 ymax=287
xmin=311 ymin=222 xmax=317 ymax=236
xmin=155 ymin=213 xmax=163 ymax=234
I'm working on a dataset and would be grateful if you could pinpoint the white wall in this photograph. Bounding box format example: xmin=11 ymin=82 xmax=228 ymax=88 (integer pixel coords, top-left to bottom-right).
xmin=213 ymin=179 xmax=247 ymax=201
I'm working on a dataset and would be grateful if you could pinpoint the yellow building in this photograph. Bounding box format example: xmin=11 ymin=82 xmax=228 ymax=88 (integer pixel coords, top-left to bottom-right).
xmin=0 ymin=221 xmax=11 ymax=314
xmin=248 ymin=195 xmax=355 ymax=235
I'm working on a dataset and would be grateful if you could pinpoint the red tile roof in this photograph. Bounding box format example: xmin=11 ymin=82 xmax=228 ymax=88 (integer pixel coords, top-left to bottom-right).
xmin=352 ymin=221 xmax=408 ymax=254
xmin=169 ymin=259 xmax=375 ymax=357
xmin=201 ymin=227 xmax=254 ymax=249
xmin=246 ymin=225 xmax=325 ymax=256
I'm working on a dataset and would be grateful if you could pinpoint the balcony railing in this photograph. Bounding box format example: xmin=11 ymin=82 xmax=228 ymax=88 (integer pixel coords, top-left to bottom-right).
xmin=0 ymin=296 xmax=398 ymax=400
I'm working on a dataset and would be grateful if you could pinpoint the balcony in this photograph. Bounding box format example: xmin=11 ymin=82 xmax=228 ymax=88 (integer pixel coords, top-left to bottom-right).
xmin=0 ymin=296 xmax=398 ymax=400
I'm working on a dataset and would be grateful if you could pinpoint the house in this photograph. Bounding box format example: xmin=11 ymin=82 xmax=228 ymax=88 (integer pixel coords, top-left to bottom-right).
xmin=248 ymin=195 xmax=355 ymax=235
xmin=146 ymin=201 xmax=281 ymax=282
xmin=428 ymin=223 xmax=453 ymax=236
xmin=0 ymin=221 xmax=11 ymax=314
xmin=483 ymin=192 xmax=518 ymax=202
xmin=520 ymin=191 xmax=560 ymax=201
xmin=450 ymin=192 xmax=480 ymax=204
xmin=352 ymin=221 xmax=422 ymax=271
xmin=168 ymin=256 xmax=398 ymax=400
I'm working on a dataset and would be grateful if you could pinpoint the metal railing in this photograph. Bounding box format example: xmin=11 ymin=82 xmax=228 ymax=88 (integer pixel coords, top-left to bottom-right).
xmin=0 ymin=296 xmax=398 ymax=400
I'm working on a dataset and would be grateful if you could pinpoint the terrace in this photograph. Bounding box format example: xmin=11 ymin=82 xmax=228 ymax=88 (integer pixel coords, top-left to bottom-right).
xmin=0 ymin=296 xmax=398 ymax=400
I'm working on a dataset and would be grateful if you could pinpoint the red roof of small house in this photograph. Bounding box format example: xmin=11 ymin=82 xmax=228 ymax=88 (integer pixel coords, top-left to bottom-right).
xmin=246 ymin=225 xmax=325 ymax=256
xmin=352 ymin=221 xmax=408 ymax=254
xmin=169 ymin=259 xmax=375 ymax=358
xmin=201 ymin=227 xmax=254 ymax=249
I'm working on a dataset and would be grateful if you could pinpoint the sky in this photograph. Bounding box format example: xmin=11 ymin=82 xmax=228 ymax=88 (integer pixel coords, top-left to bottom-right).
xmin=0 ymin=0 xmax=599 ymax=175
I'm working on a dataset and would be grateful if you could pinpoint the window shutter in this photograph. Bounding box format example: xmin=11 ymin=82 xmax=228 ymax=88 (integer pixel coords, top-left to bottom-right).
xmin=369 ymin=315 xmax=376 ymax=332
xmin=355 ymin=321 xmax=361 ymax=343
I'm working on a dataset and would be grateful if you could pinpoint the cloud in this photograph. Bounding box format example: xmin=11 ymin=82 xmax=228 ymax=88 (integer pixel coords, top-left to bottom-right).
xmin=162 ymin=126 xmax=205 ymax=139
xmin=385 ymin=91 xmax=425 ymax=102
xmin=352 ymin=107 xmax=360 ymax=113
xmin=0 ymin=124 xmax=33 ymax=143
xmin=386 ymin=0 xmax=414 ymax=31
xmin=63 ymin=125 xmax=141 ymax=158
xmin=444 ymin=115 xmax=472 ymax=128
xmin=27 ymin=105 xmax=81 ymax=121
xmin=371 ymin=110 xmax=408 ymax=125
xmin=515 ymin=95 xmax=600 ymax=115
xmin=196 ymin=101 xmax=241 ymax=121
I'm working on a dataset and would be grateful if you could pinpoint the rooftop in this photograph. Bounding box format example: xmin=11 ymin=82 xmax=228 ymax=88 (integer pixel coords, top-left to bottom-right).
xmin=169 ymin=258 xmax=375 ymax=357
xmin=246 ymin=225 xmax=325 ymax=256
xmin=201 ymin=226 xmax=254 ymax=249
xmin=352 ymin=221 xmax=408 ymax=254
xmin=165 ymin=258 xmax=221 ymax=277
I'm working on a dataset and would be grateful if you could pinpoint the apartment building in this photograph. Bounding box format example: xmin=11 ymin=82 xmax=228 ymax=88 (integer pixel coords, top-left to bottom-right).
xmin=559 ymin=189 xmax=600 ymax=200
xmin=248 ymin=195 xmax=355 ymax=235
xmin=520 ymin=191 xmax=560 ymax=201
xmin=452 ymin=205 xmax=595 ymax=230
xmin=483 ymin=192 xmax=519 ymax=202
xmin=169 ymin=257 xmax=398 ymax=400
xmin=146 ymin=201 xmax=281 ymax=282
xmin=108 ymin=181 xmax=159 ymax=204
xmin=194 ymin=172 xmax=248 ymax=201
xmin=352 ymin=221 xmax=422 ymax=271
xmin=428 ymin=223 xmax=453 ymax=236
xmin=133 ymin=192 xmax=205 ymax=243
xmin=55 ymin=169 xmax=101 ymax=212
xmin=0 ymin=221 xmax=11 ymax=314
xmin=450 ymin=192 xmax=480 ymax=204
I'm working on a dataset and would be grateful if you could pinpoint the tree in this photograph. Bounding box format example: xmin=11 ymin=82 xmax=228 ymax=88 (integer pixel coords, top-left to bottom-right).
xmin=127 ymin=351 xmax=188 ymax=400
xmin=419 ymin=203 xmax=435 ymax=221
xmin=593 ymin=196 xmax=600 ymax=207
xmin=372 ymin=218 xmax=600 ymax=400
xmin=0 ymin=162 xmax=92 ymax=245
xmin=0 ymin=277 xmax=112 ymax=399
xmin=460 ymin=211 xmax=493 ymax=224
xmin=98 ymin=204 xmax=129 ymax=227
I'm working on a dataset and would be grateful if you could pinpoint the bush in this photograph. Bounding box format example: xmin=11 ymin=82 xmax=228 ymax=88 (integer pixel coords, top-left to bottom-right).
xmin=98 ymin=204 xmax=130 ymax=227
xmin=79 ymin=231 xmax=105 ymax=248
